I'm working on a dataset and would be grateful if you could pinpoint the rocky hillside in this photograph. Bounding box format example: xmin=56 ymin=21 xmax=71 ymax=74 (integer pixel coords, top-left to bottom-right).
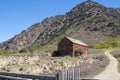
xmin=0 ymin=0 xmax=120 ymax=51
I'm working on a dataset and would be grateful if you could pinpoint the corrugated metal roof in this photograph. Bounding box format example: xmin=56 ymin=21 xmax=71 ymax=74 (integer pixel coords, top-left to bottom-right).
xmin=66 ymin=37 xmax=88 ymax=46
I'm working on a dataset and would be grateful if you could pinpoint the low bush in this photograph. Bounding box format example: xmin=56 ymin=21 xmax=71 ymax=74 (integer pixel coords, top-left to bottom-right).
xmin=52 ymin=50 xmax=60 ymax=57
xmin=75 ymin=48 xmax=84 ymax=56
xmin=113 ymin=50 xmax=120 ymax=58
xmin=114 ymin=53 xmax=120 ymax=58
xmin=19 ymin=48 xmax=28 ymax=53
xmin=0 ymin=50 xmax=9 ymax=54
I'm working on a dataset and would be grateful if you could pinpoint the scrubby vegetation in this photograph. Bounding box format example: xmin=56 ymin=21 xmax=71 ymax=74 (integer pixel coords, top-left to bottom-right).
xmin=80 ymin=54 xmax=109 ymax=78
xmin=0 ymin=50 xmax=8 ymax=55
xmin=28 ymin=44 xmax=39 ymax=53
xmin=52 ymin=50 xmax=59 ymax=57
xmin=93 ymin=36 xmax=120 ymax=49
xmin=19 ymin=48 xmax=28 ymax=53
xmin=75 ymin=48 xmax=84 ymax=56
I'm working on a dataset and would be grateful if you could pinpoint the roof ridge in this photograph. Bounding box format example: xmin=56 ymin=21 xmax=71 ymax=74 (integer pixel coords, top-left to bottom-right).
xmin=66 ymin=37 xmax=88 ymax=46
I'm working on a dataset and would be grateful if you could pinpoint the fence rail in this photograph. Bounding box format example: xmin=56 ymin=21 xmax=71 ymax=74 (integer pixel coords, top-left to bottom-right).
xmin=0 ymin=75 xmax=31 ymax=80
xmin=0 ymin=68 xmax=99 ymax=80
xmin=0 ymin=72 xmax=56 ymax=80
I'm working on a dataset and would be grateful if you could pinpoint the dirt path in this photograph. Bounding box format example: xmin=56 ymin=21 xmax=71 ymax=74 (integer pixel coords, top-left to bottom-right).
xmin=93 ymin=50 xmax=120 ymax=80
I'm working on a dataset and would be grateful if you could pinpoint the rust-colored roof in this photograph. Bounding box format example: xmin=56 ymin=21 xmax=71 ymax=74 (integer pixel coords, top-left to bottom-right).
xmin=66 ymin=37 xmax=88 ymax=46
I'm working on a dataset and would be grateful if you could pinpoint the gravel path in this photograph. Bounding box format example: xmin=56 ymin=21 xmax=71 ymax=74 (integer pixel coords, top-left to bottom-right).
xmin=93 ymin=50 xmax=120 ymax=80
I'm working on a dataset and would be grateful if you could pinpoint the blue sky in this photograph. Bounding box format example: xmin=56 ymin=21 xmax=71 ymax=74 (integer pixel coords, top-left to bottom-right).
xmin=0 ymin=0 xmax=120 ymax=42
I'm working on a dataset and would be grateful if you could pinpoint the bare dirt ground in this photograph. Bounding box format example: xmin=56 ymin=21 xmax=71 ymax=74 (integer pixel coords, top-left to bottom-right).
xmin=93 ymin=50 xmax=120 ymax=80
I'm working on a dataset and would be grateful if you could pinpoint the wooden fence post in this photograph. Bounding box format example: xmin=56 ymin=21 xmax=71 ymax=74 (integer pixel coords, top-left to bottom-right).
xmin=57 ymin=68 xmax=81 ymax=80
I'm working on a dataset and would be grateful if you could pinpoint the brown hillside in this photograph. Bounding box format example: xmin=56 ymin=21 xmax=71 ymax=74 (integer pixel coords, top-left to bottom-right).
xmin=0 ymin=1 xmax=120 ymax=52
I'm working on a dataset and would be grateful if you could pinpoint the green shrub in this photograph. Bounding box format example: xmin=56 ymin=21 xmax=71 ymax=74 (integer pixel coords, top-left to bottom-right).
xmin=45 ymin=50 xmax=54 ymax=53
xmin=110 ymin=41 xmax=118 ymax=47
xmin=52 ymin=50 xmax=59 ymax=57
xmin=19 ymin=48 xmax=28 ymax=53
xmin=0 ymin=50 xmax=8 ymax=54
xmin=75 ymin=48 xmax=84 ymax=56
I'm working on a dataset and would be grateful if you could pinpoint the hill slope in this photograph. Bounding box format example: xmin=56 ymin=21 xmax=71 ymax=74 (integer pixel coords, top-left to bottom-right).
xmin=0 ymin=1 xmax=120 ymax=52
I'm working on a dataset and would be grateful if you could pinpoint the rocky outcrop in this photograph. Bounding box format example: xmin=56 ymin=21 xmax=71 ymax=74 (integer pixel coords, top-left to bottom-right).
xmin=0 ymin=52 xmax=109 ymax=77
xmin=0 ymin=55 xmax=90 ymax=75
